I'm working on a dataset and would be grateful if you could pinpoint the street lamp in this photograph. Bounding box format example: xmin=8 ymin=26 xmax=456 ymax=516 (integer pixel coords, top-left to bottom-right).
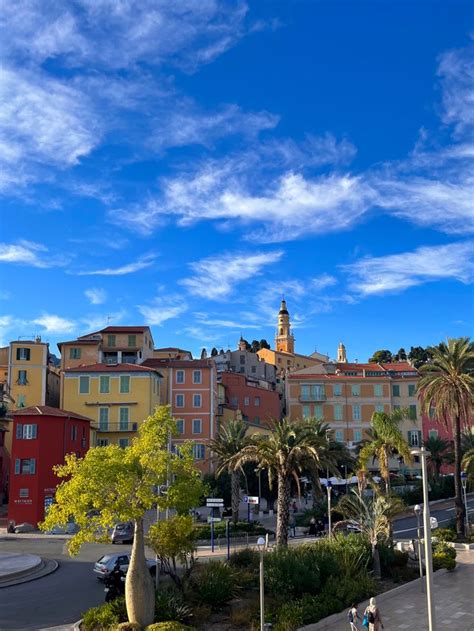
xmin=414 ymin=504 xmax=424 ymax=590
xmin=257 ymin=536 xmax=266 ymax=631
xmin=255 ymin=468 xmax=262 ymax=516
xmin=326 ymin=480 xmax=332 ymax=538
xmin=461 ymin=472 xmax=469 ymax=536
xmin=411 ymin=447 xmax=436 ymax=631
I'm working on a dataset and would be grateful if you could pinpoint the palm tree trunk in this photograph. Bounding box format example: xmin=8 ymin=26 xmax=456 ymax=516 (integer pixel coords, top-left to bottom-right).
xmin=125 ymin=517 xmax=155 ymax=627
xmin=276 ymin=472 xmax=291 ymax=547
xmin=372 ymin=542 xmax=382 ymax=579
xmin=453 ymin=416 xmax=466 ymax=537
xmin=231 ymin=469 xmax=241 ymax=524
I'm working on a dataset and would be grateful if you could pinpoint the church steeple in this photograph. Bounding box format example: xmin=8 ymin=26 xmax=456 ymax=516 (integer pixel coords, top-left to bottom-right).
xmin=337 ymin=342 xmax=347 ymax=363
xmin=275 ymin=299 xmax=295 ymax=354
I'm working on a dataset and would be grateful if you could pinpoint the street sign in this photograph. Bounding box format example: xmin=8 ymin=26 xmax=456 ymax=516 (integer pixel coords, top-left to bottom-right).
xmin=207 ymin=517 xmax=222 ymax=523
xmin=206 ymin=498 xmax=224 ymax=507
xmin=243 ymin=495 xmax=259 ymax=505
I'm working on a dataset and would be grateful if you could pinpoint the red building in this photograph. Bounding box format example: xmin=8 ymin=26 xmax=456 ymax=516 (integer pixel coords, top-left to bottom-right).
xmin=220 ymin=371 xmax=281 ymax=427
xmin=0 ymin=426 xmax=8 ymax=506
xmin=8 ymin=406 xmax=91 ymax=527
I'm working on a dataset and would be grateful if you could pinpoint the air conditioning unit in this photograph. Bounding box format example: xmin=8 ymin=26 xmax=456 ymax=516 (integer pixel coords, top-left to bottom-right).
xmin=132 ymin=423 xmax=138 ymax=431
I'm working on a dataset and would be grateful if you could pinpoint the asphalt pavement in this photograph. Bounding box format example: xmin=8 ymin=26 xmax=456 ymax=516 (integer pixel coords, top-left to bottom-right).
xmin=393 ymin=496 xmax=474 ymax=539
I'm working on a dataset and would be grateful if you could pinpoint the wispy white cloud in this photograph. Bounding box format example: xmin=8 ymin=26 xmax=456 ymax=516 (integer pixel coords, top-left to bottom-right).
xmin=181 ymin=250 xmax=284 ymax=299
xmin=194 ymin=312 xmax=261 ymax=329
xmin=80 ymin=310 xmax=127 ymax=333
xmin=33 ymin=313 xmax=76 ymax=334
xmin=437 ymin=41 xmax=474 ymax=137
xmin=137 ymin=296 xmax=187 ymax=326
xmin=76 ymin=254 xmax=156 ymax=276
xmin=344 ymin=242 xmax=474 ymax=295
xmin=0 ymin=240 xmax=66 ymax=268
xmin=84 ymin=288 xmax=107 ymax=305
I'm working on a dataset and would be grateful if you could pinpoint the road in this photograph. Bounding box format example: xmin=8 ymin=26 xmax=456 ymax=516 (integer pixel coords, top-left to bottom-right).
xmin=393 ymin=496 xmax=474 ymax=539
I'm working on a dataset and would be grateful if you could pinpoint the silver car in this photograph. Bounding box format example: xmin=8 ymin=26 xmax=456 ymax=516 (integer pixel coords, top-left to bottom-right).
xmin=93 ymin=553 xmax=156 ymax=580
xmin=111 ymin=522 xmax=134 ymax=544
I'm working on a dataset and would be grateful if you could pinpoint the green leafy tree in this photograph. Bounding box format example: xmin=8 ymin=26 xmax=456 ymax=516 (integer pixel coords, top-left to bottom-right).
xmin=40 ymin=407 xmax=204 ymax=627
xmin=210 ymin=347 xmax=218 ymax=357
xmin=336 ymin=488 xmax=405 ymax=578
xmin=229 ymin=417 xmax=337 ymax=547
xmin=393 ymin=347 xmax=407 ymax=361
xmin=408 ymin=346 xmax=432 ymax=368
xmin=423 ymin=435 xmax=452 ymax=480
xmin=209 ymin=418 xmax=249 ymax=523
xmin=358 ymin=409 xmax=412 ymax=494
xmin=418 ymin=337 xmax=474 ymax=536
xmin=368 ymin=350 xmax=392 ymax=364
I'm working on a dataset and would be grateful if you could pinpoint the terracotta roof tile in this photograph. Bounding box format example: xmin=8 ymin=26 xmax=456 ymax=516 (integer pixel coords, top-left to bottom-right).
xmin=65 ymin=363 xmax=162 ymax=374
xmin=13 ymin=405 xmax=92 ymax=422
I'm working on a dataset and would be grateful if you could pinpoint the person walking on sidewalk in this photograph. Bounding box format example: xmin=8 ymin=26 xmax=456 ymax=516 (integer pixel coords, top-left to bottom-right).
xmin=363 ymin=597 xmax=384 ymax=631
xmin=347 ymin=602 xmax=360 ymax=630
xmin=289 ymin=513 xmax=296 ymax=538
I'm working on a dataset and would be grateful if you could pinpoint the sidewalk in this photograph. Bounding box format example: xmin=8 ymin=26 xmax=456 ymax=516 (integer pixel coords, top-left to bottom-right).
xmin=300 ymin=550 xmax=474 ymax=631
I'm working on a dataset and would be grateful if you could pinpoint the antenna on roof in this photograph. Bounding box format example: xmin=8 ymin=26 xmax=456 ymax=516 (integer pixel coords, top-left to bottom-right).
xmin=106 ymin=314 xmax=113 ymax=325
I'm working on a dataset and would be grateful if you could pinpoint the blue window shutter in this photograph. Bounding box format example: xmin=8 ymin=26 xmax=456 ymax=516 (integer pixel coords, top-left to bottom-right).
xmin=32 ymin=424 xmax=37 ymax=439
xmin=30 ymin=459 xmax=36 ymax=474
xmin=15 ymin=459 xmax=20 ymax=474
xmin=16 ymin=424 xmax=23 ymax=439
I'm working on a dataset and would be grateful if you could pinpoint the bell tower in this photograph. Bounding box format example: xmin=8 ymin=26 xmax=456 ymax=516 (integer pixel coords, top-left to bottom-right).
xmin=337 ymin=342 xmax=347 ymax=363
xmin=275 ymin=299 xmax=295 ymax=354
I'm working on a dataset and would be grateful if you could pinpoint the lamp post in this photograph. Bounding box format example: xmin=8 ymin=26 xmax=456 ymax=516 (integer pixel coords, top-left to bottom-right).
xmin=412 ymin=447 xmax=436 ymax=631
xmin=257 ymin=536 xmax=266 ymax=631
xmin=255 ymin=468 xmax=262 ymax=516
xmin=461 ymin=472 xmax=469 ymax=536
xmin=326 ymin=429 xmax=332 ymax=538
xmin=414 ymin=504 xmax=424 ymax=590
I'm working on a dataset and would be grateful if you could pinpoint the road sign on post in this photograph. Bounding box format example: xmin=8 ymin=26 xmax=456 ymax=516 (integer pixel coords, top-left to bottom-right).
xmin=243 ymin=496 xmax=259 ymax=505
xmin=206 ymin=498 xmax=224 ymax=507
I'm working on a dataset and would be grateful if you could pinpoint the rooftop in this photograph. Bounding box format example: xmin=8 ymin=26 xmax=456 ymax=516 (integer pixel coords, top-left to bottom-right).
xmin=65 ymin=363 xmax=163 ymax=375
xmin=13 ymin=405 xmax=92 ymax=422
xmin=143 ymin=358 xmax=213 ymax=369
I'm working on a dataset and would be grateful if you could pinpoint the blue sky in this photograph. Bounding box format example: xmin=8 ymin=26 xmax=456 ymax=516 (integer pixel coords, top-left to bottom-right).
xmin=0 ymin=1 xmax=473 ymax=361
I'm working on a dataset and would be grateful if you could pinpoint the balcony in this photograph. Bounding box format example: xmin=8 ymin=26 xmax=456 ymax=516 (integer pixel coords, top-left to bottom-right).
xmin=299 ymin=392 xmax=326 ymax=402
xmin=97 ymin=422 xmax=139 ymax=433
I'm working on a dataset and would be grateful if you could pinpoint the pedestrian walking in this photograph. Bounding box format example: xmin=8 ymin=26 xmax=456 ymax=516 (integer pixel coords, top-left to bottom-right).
xmin=347 ymin=602 xmax=360 ymax=630
xmin=308 ymin=516 xmax=317 ymax=537
xmin=292 ymin=500 xmax=298 ymax=514
xmin=289 ymin=513 xmax=296 ymax=538
xmin=363 ymin=597 xmax=384 ymax=631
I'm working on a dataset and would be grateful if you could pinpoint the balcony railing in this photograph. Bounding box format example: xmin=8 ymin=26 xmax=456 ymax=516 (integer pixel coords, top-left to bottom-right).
xmin=97 ymin=422 xmax=139 ymax=432
xmin=299 ymin=392 xmax=326 ymax=402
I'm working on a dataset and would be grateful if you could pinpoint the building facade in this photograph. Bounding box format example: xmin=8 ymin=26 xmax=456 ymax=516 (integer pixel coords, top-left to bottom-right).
xmin=220 ymin=371 xmax=281 ymax=427
xmin=210 ymin=341 xmax=277 ymax=385
xmin=62 ymin=363 xmax=162 ymax=448
xmin=8 ymin=406 xmax=91 ymax=526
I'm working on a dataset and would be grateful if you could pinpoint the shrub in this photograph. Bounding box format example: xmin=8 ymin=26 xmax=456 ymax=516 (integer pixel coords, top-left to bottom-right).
xmin=264 ymin=547 xmax=320 ymax=599
xmin=295 ymin=504 xmax=326 ymax=527
xmin=193 ymin=561 xmax=240 ymax=607
xmin=82 ymin=597 xmax=126 ymax=630
xmin=272 ymin=601 xmax=304 ymax=631
xmin=378 ymin=544 xmax=408 ymax=577
xmin=193 ymin=520 xmax=271 ymax=540
xmin=433 ymin=552 xmax=456 ymax=571
xmin=322 ymin=574 xmax=376 ymax=606
xmin=155 ymin=589 xmax=192 ymax=623
xmin=433 ymin=541 xmax=457 ymax=559
xmin=229 ymin=547 xmax=260 ymax=570
xmin=145 ymin=624 xmax=196 ymax=631
xmin=113 ymin=624 xmax=142 ymax=631
xmin=435 ymin=527 xmax=457 ymax=542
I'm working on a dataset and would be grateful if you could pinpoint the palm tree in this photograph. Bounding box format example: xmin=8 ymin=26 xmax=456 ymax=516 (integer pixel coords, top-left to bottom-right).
xmin=418 ymin=337 xmax=474 ymax=536
xmin=462 ymin=448 xmax=474 ymax=482
xmin=337 ymin=488 xmax=405 ymax=578
xmin=229 ymin=417 xmax=337 ymax=547
xmin=358 ymin=409 xmax=413 ymax=494
xmin=209 ymin=418 xmax=249 ymax=524
xmin=423 ymin=435 xmax=452 ymax=480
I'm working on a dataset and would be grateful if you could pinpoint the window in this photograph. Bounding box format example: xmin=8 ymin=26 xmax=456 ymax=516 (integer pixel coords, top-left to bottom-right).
xmin=335 ymin=430 xmax=344 ymax=442
xmin=429 ymin=429 xmax=439 ymax=439
xmin=254 ymin=396 xmax=260 ymax=407
xmin=19 ymin=488 xmax=29 ymax=498
xmin=97 ymin=438 xmax=109 ymax=447
xmin=374 ymin=384 xmax=383 ymax=397
xmin=17 ymin=394 xmax=26 ymax=408
xmin=334 ymin=404 xmax=343 ymax=421
xmin=192 ymin=419 xmax=202 ymax=434
xmin=107 ymin=335 xmax=116 ymax=347
xmin=16 ymin=347 xmax=31 ymax=361
xmin=239 ymin=367 xmax=245 ymax=373
xmin=120 ymin=375 xmax=130 ymax=393
xmin=392 ymin=384 xmax=400 ymax=397
xmin=193 ymin=444 xmax=205 ymax=460
xmin=301 ymin=384 xmax=310 ymax=400
xmin=251 ymin=365 xmax=256 ymax=373
xmin=99 ymin=407 xmax=109 ymax=431
xmin=119 ymin=407 xmax=129 ymax=431
xmin=71 ymin=425 xmax=77 ymax=441
xmin=79 ymin=376 xmax=90 ymax=394
xmin=193 ymin=394 xmax=202 ymax=408
xmin=193 ymin=370 xmax=202 ymax=384
xmin=254 ymin=416 xmax=260 ymax=424
xmin=99 ymin=376 xmax=110 ymax=393
xmin=311 ymin=385 xmax=325 ymax=400
xmin=69 ymin=348 xmax=81 ymax=359
xmin=230 ymin=396 xmax=238 ymax=408
xmin=176 ymin=394 xmax=185 ymax=408
xmin=409 ymin=405 xmax=417 ymax=420
xmin=314 ymin=404 xmax=323 ymax=420
xmin=409 ymin=430 xmax=421 ymax=447
xmin=408 ymin=384 xmax=416 ymax=397
xmin=119 ymin=438 xmax=129 ymax=448
xmin=128 ymin=335 xmax=136 ymax=347
xmin=243 ymin=396 xmax=250 ymax=406
xmin=351 ymin=385 xmax=360 ymax=397
xmin=176 ymin=419 xmax=184 ymax=434
xmin=240 ymin=355 xmax=245 ymax=365
xmin=352 ymin=404 xmax=361 ymax=421
xmin=16 ymin=424 xmax=37 ymax=440
xmin=176 ymin=370 xmax=185 ymax=384
xmin=375 ymin=404 xmax=384 ymax=413
xmin=394 ymin=404 xmax=401 ymax=410
xmin=333 ymin=384 xmax=342 ymax=397
xmin=14 ymin=458 xmax=36 ymax=474
xmin=302 ymin=405 xmax=310 ymax=419
xmin=354 ymin=430 xmax=362 ymax=443
xmin=17 ymin=370 xmax=28 ymax=385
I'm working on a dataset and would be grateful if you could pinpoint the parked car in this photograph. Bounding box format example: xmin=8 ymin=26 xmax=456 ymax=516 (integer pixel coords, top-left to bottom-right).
xmin=93 ymin=553 xmax=156 ymax=580
xmin=12 ymin=523 xmax=35 ymax=533
xmin=46 ymin=522 xmax=80 ymax=535
xmin=111 ymin=522 xmax=134 ymax=544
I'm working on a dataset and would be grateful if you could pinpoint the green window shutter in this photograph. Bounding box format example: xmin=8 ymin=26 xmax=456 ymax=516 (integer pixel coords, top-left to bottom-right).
xmin=15 ymin=459 xmax=20 ymax=474
xmin=30 ymin=458 xmax=36 ymax=474
xmin=409 ymin=405 xmax=417 ymax=420
xmin=79 ymin=376 xmax=89 ymax=394
xmin=99 ymin=376 xmax=110 ymax=393
xmin=120 ymin=375 xmax=130 ymax=393
xmin=16 ymin=423 xmax=23 ymax=439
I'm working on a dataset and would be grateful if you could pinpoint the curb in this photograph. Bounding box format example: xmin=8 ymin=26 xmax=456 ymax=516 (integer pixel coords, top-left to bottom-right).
xmin=0 ymin=558 xmax=59 ymax=588
xmin=0 ymin=554 xmax=43 ymax=583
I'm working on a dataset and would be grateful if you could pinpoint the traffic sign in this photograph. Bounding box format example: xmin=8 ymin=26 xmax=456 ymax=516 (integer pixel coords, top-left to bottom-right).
xmin=206 ymin=498 xmax=224 ymax=507
xmin=207 ymin=517 xmax=222 ymax=523
xmin=243 ymin=495 xmax=259 ymax=505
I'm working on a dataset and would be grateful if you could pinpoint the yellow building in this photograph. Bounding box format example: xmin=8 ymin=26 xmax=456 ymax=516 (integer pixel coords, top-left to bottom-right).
xmin=62 ymin=363 xmax=162 ymax=447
